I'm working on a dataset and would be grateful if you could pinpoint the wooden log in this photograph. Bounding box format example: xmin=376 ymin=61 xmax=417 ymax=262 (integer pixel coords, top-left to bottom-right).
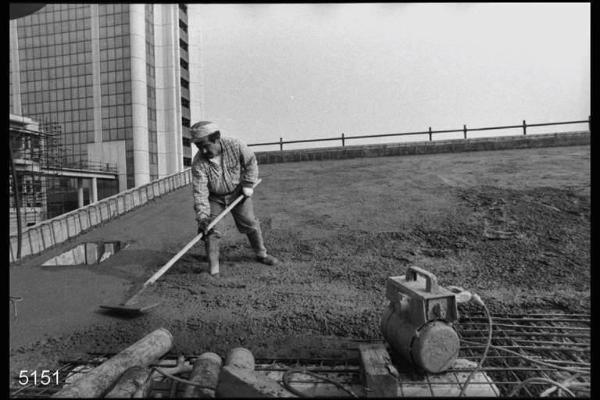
xmin=182 ymin=352 xmax=222 ymax=398
xmin=358 ymin=344 xmax=399 ymax=398
xmin=104 ymin=366 xmax=152 ymax=398
xmin=225 ymin=347 xmax=255 ymax=370
xmin=52 ymin=328 xmax=173 ymax=398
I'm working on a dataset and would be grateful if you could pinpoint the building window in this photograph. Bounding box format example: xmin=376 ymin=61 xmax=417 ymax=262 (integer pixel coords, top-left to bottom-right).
xmin=180 ymin=78 xmax=189 ymax=89
xmin=179 ymin=39 xmax=188 ymax=52
xmin=179 ymin=19 xmax=188 ymax=33
xmin=179 ymin=4 xmax=187 ymax=14
xmin=180 ymin=58 xmax=189 ymax=70
xmin=183 ymin=157 xmax=191 ymax=166
xmin=181 ymin=98 xmax=190 ymax=109
xmin=182 ymin=117 xmax=190 ymax=128
xmin=183 ymin=137 xmax=190 ymax=147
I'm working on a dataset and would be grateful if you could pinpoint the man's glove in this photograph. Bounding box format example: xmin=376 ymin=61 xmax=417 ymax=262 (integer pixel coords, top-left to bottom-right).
xmin=242 ymin=187 xmax=254 ymax=198
xmin=197 ymin=218 xmax=211 ymax=235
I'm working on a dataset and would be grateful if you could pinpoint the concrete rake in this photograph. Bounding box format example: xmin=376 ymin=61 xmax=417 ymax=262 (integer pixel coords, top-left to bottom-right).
xmin=99 ymin=179 xmax=261 ymax=316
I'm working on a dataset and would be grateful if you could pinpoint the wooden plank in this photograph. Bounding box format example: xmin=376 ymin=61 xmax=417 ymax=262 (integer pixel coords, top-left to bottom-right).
xmin=427 ymin=370 xmax=461 ymax=396
xmin=401 ymin=380 xmax=433 ymax=397
xmin=216 ymin=366 xmax=297 ymax=398
xmin=358 ymin=344 xmax=398 ymax=398
xmin=396 ymin=358 xmax=499 ymax=397
xmin=451 ymin=359 xmax=500 ymax=397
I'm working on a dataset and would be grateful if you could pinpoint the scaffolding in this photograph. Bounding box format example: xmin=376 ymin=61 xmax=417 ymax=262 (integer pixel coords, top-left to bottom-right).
xmin=9 ymin=115 xmax=118 ymax=237
xmin=9 ymin=116 xmax=55 ymax=235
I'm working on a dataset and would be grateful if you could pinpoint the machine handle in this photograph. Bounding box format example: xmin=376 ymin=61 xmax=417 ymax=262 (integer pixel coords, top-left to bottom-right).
xmin=406 ymin=266 xmax=439 ymax=292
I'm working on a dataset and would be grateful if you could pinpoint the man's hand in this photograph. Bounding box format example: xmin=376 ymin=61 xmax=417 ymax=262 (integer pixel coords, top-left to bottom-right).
xmin=197 ymin=218 xmax=211 ymax=235
xmin=242 ymin=187 xmax=254 ymax=198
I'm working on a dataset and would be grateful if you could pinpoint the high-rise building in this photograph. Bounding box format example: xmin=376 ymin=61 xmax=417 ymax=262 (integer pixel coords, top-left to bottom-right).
xmin=10 ymin=4 xmax=193 ymax=191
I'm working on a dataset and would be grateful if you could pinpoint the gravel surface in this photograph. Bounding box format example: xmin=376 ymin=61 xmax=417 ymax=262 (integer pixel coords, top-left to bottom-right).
xmin=9 ymin=144 xmax=590 ymax=385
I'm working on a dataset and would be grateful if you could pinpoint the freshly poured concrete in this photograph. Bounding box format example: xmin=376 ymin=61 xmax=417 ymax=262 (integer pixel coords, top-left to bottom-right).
xmin=41 ymin=241 xmax=127 ymax=266
xmin=9 ymin=145 xmax=590 ymax=396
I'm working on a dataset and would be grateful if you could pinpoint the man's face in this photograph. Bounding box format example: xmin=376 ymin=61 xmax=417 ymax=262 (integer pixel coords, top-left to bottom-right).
xmin=195 ymin=137 xmax=220 ymax=159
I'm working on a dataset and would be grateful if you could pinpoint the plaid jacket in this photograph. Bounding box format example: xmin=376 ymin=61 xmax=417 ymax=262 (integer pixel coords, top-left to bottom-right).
xmin=191 ymin=136 xmax=259 ymax=221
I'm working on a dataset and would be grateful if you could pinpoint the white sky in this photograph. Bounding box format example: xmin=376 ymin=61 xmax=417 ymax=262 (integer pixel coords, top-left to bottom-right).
xmin=188 ymin=3 xmax=590 ymax=148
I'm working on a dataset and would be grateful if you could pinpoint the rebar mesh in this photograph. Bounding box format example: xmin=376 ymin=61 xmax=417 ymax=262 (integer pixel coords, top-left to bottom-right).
xmin=456 ymin=312 xmax=590 ymax=397
xmin=10 ymin=312 xmax=590 ymax=398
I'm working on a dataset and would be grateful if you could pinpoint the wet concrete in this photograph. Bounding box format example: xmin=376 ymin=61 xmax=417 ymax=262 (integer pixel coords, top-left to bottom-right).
xmin=9 ymin=145 xmax=590 ymax=382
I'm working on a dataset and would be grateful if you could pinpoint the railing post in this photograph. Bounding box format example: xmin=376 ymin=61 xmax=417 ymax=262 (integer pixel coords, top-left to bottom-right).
xmin=523 ymin=120 xmax=527 ymax=135
xmin=463 ymin=124 xmax=467 ymax=139
xmin=428 ymin=127 xmax=432 ymax=141
xmin=279 ymin=137 xmax=283 ymax=151
xmin=342 ymin=133 xmax=345 ymax=147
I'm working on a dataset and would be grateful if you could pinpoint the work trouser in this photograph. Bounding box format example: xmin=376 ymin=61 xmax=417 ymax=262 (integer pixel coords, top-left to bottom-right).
xmin=205 ymin=189 xmax=267 ymax=258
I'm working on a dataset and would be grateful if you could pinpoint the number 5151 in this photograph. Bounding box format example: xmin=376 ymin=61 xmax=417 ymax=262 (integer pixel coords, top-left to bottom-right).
xmin=18 ymin=370 xmax=59 ymax=386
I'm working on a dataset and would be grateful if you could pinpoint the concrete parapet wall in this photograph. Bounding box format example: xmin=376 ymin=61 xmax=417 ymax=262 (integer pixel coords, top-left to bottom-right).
xmin=254 ymin=131 xmax=590 ymax=165
xmin=9 ymin=168 xmax=192 ymax=264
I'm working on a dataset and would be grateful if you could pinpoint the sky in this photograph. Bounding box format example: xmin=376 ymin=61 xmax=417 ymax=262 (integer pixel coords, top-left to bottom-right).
xmin=188 ymin=3 xmax=590 ymax=150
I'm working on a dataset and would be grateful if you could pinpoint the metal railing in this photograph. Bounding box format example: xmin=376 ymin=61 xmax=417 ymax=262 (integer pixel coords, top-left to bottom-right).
xmin=248 ymin=117 xmax=591 ymax=151
xmin=57 ymin=160 xmax=118 ymax=174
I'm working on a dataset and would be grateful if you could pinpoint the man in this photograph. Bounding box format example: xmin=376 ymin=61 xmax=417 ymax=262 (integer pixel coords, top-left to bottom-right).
xmin=190 ymin=121 xmax=279 ymax=276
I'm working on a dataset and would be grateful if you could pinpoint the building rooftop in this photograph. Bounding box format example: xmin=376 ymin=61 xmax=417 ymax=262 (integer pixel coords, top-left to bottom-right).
xmin=10 ymin=144 xmax=590 ymax=395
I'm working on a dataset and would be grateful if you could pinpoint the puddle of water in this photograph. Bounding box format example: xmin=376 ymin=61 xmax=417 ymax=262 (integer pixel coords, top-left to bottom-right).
xmin=42 ymin=241 xmax=128 ymax=266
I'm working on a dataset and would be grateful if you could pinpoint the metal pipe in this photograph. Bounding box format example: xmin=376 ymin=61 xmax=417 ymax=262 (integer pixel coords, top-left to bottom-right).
xmin=8 ymin=136 xmax=22 ymax=260
xmin=246 ymin=119 xmax=589 ymax=149
xmin=462 ymin=345 xmax=588 ymax=352
xmin=462 ymin=317 xmax=590 ymax=323
xmin=460 ymin=330 xmax=589 ymax=338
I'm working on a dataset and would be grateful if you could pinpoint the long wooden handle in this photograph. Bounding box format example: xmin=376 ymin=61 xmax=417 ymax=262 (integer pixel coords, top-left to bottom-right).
xmin=143 ymin=178 xmax=262 ymax=286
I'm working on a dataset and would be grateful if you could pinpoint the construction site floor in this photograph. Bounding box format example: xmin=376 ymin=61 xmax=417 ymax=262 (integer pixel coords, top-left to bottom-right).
xmin=9 ymin=145 xmax=590 ymax=395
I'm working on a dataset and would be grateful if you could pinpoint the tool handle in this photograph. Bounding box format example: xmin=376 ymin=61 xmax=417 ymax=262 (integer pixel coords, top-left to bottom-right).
xmin=406 ymin=266 xmax=439 ymax=292
xmin=143 ymin=179 xmax=262 ymax=286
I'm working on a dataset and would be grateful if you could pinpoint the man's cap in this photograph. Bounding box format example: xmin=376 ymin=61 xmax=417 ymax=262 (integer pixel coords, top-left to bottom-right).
xmin=190 ymin=121 xmax=219 ymax=141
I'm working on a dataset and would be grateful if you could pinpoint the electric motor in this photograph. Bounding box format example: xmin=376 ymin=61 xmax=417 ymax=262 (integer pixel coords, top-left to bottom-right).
xmin=381 ymin=266 xmax=460 ymax=374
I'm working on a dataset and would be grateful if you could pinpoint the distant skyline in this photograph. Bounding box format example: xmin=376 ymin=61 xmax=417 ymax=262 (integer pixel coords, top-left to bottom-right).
xmin=189 ymin=3 xmax=590 ymax=149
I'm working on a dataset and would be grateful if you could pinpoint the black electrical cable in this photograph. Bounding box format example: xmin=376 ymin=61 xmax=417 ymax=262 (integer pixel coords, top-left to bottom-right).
xmin=282 ymin=367 xmax=359 ymax=398
xmin=459 ymin=294 xmax=493 ymax=397
xmin=508 ymin=377 xmax=577 ymax=397
xmin=460 ymin=339 xmax=590 ymax=375
xmin=539 ymin=373 xmax=586 ymax=397
xmin=147 ymin=367 xmax=216 ymax=390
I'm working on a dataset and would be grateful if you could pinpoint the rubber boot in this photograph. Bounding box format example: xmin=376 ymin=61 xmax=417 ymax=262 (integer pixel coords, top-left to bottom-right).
xmin=247 ymin=230 xmax=279 ymax=266
xmin=204 ymin=234 xmax=220 ymax=276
